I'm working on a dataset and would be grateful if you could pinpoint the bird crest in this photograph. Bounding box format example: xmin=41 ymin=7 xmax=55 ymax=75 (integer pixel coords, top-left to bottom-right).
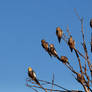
xmin=41 ymin=39 xmax=45 ymax=43
xmin=50 ymin=44 xmax=54 ymax=48
xmin=28 ymin=67 xmax=32 ymax=72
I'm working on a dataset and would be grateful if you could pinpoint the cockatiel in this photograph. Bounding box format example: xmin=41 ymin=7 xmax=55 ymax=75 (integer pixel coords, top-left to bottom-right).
xmin=41 ymin=39 xmax=52 ymax=57
xmin=28 ymin=67 xmax=40 ymax=85
xmin=56 ymin=27 xmax=63 ymax=43
xmin=68 ymin=36 xmax=75 ymax=52
xmin=49 ymin=44 xmax=59 ymax=58
xmin=90 ymin=19 xmax=92 ymax=28
xmin=60 ymin=56 xmax=69 ymax=64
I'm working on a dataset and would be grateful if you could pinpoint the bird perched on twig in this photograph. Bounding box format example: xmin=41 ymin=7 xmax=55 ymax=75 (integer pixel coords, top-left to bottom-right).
xmin=49 ymin=44 xmax=59 ymax=58
xmin=77 ymin=73 xmax=86 ymax=84
xmin=41 ymin=39 xmax=52 ymax=57
xmin=56 ymin=27 xmax=63 ymax=43
xmin=76 ymin=73 xmax=91 ymax=91
xmin=28 ymin=67 xmax=40 ymax=85
xmin=90 ymin=19 xmax=92 ymax=28
xmin=68 ymin=36 xmax=75 ymax=52
xmin=60 ymin=56 xmax=69 ymax=64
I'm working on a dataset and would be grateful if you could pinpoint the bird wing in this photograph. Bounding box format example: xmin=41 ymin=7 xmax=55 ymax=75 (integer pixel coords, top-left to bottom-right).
xmin=33 ymin=71 xmax=36 ymax=78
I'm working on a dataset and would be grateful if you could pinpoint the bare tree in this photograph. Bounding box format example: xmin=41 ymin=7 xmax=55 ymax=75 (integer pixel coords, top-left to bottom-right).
xmin=26 ymin=9 xmax=92 ymax=92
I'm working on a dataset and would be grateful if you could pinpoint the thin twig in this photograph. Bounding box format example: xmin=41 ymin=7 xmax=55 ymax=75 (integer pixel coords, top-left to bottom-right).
xmin=51 ymin=73 xmax=54 ymax=92
xmin=66 ymin=25 xmax=71 ymax=37
xmin=74 ymin=49 xmax=83 ymax=74
xmin=74 ymin=8 xmax=81 ymax=21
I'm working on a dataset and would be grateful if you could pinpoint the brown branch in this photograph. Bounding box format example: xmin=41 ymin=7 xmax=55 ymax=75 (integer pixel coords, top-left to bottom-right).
xmin=66 ymin=25 xmax=71 ymax=37
xmin=51 ymin=73 xmax=54 ymax=92
xmin=91 ymin=32 xmax=92 ymax=52
xmin=81 ymin=82 xmax=89 ymax=92
xmin=56 ymin=56 xmax=78 ymax=75
xmin=38 ymin=79 xmax=70 ymax=91
xmin=26 ymin=79 xmax=84 ymax=92
xmin=80 ymin=18 xmax=90 ymax=88
xmin=74 ymin=8 xmax=81 ymax=21
xmin=74 ymin=9 xmax=91 ymax=88
xmin=26 ymin=78 xmax=71 ymax=92
xmin=74 ymin=49 xmax=90 ymax=91
xmin=74 ymin=49 xmax=83 ymax=74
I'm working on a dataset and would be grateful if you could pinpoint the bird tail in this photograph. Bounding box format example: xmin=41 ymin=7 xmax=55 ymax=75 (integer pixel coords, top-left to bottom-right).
xmin=58 ymin=37 xmax=61 ymax=43
xmin=35 ymin=78 xmax=40 ymax=85
xmin=56 ymin=56 xmax=61 ymax=61
xmin=70 ymin=48 xmax=73 ymax=52
xmin=48 ymin=51 xmax=52 ymax=57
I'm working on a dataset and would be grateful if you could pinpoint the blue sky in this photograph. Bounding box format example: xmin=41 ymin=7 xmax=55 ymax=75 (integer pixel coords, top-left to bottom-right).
xmin=0 ymin=0 xmax=92 ymax=92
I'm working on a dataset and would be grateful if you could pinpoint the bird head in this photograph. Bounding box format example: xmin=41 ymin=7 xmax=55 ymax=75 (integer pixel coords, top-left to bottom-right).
xmin=56 ymin=27 xmax=61 ymax=32
xmin=61 ymin=56 xmax=68 ymax=62
xmin=41 ymin=39 xmax=45 ymax=43
xmin=50 ymin=44 xmax=54 ymax=48
xmin=28 ymin=67 xmax=32 ymax=72
xmin=77 ymin=73 xmax=81 ymax=78
xmin=70 ymin=36 xmax=72 ymax=40
xmin=68 ymin=36 xmax=73 ymax=43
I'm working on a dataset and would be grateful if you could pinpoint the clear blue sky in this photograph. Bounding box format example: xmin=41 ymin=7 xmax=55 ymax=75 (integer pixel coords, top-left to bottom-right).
xmin=0 ymin=0 xmax=92 ymax=92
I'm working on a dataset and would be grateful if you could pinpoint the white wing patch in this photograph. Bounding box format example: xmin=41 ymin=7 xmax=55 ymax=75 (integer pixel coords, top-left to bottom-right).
xmin=33 ymin=72 xmax=36 ymax=78
xmin=54 ymin=50 xmax=57 ymax=55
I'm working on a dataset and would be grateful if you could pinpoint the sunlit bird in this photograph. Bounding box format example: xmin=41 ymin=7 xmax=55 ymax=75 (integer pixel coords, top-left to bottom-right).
xmin=77 ymin=73 xmax=86 ymax=84
xmin=68 ymin=36 xmax=75 ymax=52
xmin=56 ymin=27 xmax=63 ymax=43
xmin=90 ymin=19 xmax=92 ymax=28
xmin=28 ymin=67 xmax=40 ymax=85
xmin=76 ymin=73 xmax=90 ymax=91
xmin=60 ymin=56 xmax=69 ymax=64
xmin=41 ymin=39 xmax=52 ymax=57
xmin=49 ymin=44 xmax=58 ymax=58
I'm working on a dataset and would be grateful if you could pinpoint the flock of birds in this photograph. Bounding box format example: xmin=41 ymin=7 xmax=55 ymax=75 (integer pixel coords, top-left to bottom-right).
xmin=27 ymin=19 xmax=92 ymax=86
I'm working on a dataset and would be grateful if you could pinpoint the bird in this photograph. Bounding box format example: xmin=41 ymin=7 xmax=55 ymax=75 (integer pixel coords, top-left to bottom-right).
xmin=28 ymin=67 xmax=40 ymax=85
xmin=68 ymin=36 xmax=75 ymax=52
xmin=41 ymin=39 xmax=52 ymax=57
xmin=76 ymin=73 xmax=91 ymax=91
xmin=49 ymin=44 xmax=59 ymax=58
xmin=90 ymin=19 xmax=92 ymax=28
xmin=56 ymin=27 xmax=63 ymax=43
xmin=60 ymin=56 xmax=69 ymax=64
xmin=77 ymin=73 xmax=86 ymax=84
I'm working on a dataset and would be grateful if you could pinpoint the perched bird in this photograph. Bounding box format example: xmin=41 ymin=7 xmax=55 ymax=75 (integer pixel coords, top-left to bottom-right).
xmin=77 ymin=73 xmax=86 ymax=84
xmin=41 ymin=39 xmax=52 ymax=57
xmin=60 ymin=56 xmax=69 ymax=64
xmin=68 ymin=36 xmax=75 ymax=52
xmin=49 ymin=44 xmax=58 ymax=58
xmin=76 ymin=73 xmax=90 ymax=91
xmin=56 ymin=27 xmax=63 ymax=43
xmin=90 ymin=19 xmax=92 ymax=28
xmin=28 ymin=67 xmax=40 ymax=85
